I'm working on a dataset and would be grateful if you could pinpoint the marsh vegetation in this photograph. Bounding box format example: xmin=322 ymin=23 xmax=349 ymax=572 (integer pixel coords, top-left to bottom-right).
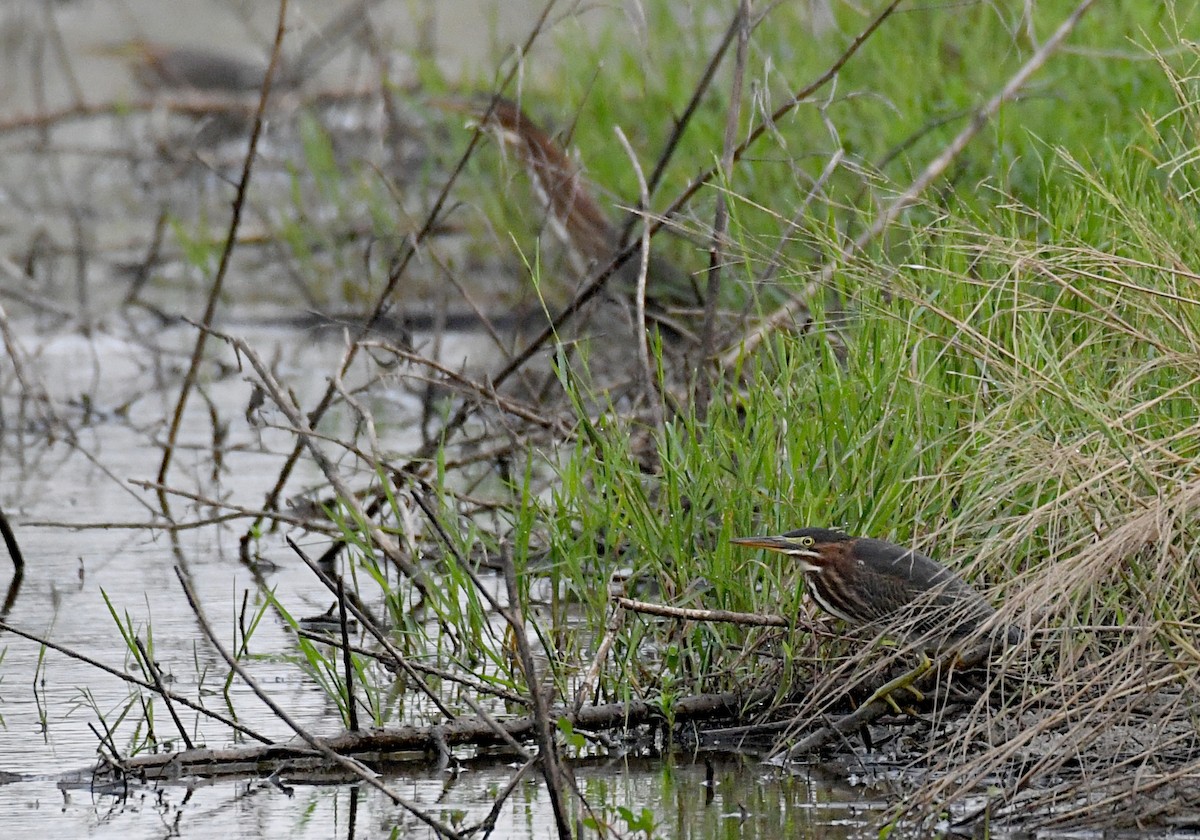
xmin=1 ymin=0 xmax=1199 ymax=836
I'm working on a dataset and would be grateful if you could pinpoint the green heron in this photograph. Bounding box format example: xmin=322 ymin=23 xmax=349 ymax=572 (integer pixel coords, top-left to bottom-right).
xmin=439 ymin=96 xmax=698 ymax=307
xmin=96 ymin=39 xmax=276 ymax=93
xmin=731 ymin=527 xmax=1019 ymax=648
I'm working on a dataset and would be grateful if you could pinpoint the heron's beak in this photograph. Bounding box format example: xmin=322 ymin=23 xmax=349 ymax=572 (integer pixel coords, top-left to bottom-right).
xmin=729 ymin=535 xmax=820 ymax=558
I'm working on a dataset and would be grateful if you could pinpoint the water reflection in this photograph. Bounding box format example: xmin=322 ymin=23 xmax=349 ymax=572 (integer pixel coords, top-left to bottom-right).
xmin=20 ymin=753 xmax=881 ymax=839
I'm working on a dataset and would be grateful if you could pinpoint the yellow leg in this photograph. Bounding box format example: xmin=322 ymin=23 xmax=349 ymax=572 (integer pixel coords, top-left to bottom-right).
xmin=862 ymin=652 xmax=932 ymax=714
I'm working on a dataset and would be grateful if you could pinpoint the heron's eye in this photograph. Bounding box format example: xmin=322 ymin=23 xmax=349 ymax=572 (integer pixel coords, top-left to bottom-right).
xmin=799 ymin=536 xmax=814 ymax=547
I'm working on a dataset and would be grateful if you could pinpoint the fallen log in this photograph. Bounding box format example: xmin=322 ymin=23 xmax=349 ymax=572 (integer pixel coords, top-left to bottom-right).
xmin=115 ymin=689 xmax=775 ymax=781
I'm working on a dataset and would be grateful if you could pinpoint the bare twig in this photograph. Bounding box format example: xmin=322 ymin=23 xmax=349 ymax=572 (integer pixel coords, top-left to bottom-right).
xmin=640 ymin=9 xmax=742 ymax=202
xmin=697 ymin=0 xmax=751 ymax=419
xmin=127 ymin=479 xmax=340 ymax=533
xmin=572 ymin=599 xmax=625 ymax=714
xmin=614 ymin=126 xmax=664 ymax=435
xmin=614 ymin=595 xmax=788 ymax=627
xmin=0 ymin=300 xmax=60 ymax=433
xmin=156 ymin=0 xmax=291 ymax=510
xmin=467 ymin=758 xmax=537 ymax=838
xmin=336 ymin=578 xmax=359 ymax=732
xmin=134 ymin=638 xmax=195 ymax=751
xmin=460 ymin=693 xmax=533 ymax=761
xmin=0 ymin=505 xmax=26 ymax=574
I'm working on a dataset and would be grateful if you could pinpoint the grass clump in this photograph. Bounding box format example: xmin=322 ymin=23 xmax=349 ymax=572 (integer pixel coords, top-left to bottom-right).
xmin=406 ymin=3 xmax=1200 ymax=828
xmin=228 ymin=2 xmax=1200 ymax=830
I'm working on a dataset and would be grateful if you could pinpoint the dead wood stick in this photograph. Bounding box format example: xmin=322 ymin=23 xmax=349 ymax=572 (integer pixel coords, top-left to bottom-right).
xmin=573 ymin=600 xmax=626 ymax=713
xmin=116 ymin=690 xmax=772 ymax=779
xmin=155 ymin=0 xmax=290 ymax=508
xmin=614 ymin=595 xmax=788 ymax=627
xmin=498 ymin=551 xmax=574 ymax=839
xmin=0 ymin=505 xmax=25 ymax=573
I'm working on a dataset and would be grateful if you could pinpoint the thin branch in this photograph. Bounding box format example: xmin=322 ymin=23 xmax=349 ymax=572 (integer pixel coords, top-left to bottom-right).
xmin=336 ymin=578 xmax=359 ymax=732
xmin=614 ymin=596 xmax=788 ymax=627
xmin=697 ymin=0 xmax=751 ymax=418
xmin=483 ymin=547 xmax=573 ymax=840
xmin=155 ymin=0 xmax=291 ymax=508
xmin=134 ymin=638 xmax=194 ymax=751
xmin=0 ymin=505 xmax=26 ymax=574
xmin=614 ymin=126 xmax=664 ymax=435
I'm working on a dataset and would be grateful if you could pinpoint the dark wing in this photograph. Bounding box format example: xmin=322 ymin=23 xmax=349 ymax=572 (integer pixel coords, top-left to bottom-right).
xmin=852 ymin=538 xmax=995 ymax=638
